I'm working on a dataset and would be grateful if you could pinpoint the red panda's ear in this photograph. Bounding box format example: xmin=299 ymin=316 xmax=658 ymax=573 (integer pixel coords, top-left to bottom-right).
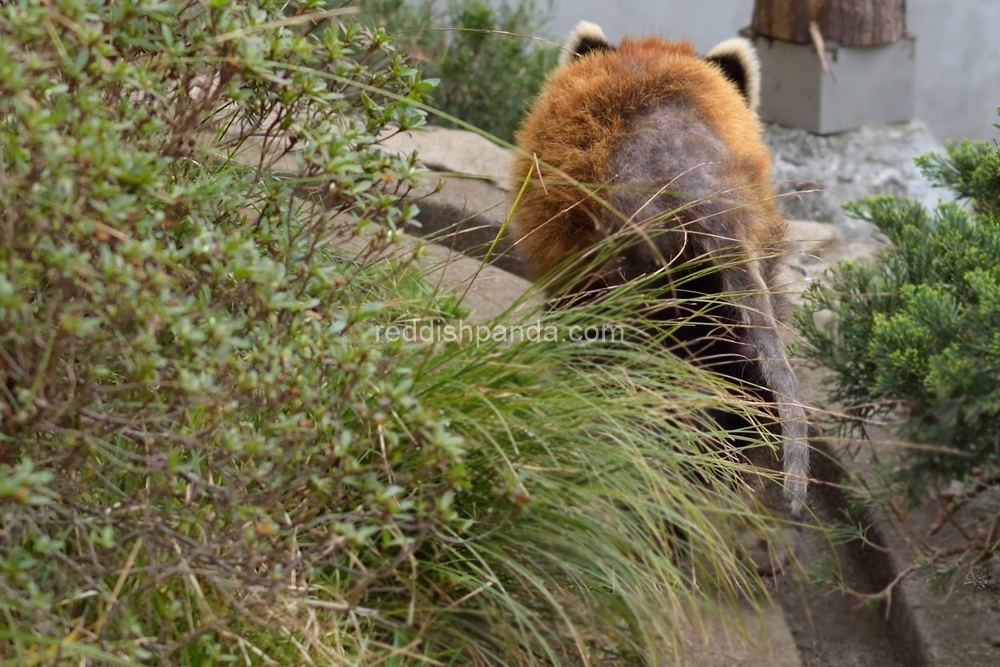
xmin=559 ymin=21 xmax=614 ymax=67
xmin=705 ymin=38 xmax=761 ymax=111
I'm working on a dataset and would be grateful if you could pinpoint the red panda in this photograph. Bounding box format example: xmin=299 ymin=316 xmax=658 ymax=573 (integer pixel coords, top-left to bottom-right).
xmin=510 ymin=22 xmax=809 ymax=515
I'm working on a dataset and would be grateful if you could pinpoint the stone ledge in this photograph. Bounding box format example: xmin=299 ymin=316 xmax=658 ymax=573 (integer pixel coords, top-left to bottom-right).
xmin=379 ymin=126 xmax=514 ymax=188
xmin=379 ymin=127 xmax=524 ymax=277
xmin=796 ymin=367 xmax=1000 ymax=667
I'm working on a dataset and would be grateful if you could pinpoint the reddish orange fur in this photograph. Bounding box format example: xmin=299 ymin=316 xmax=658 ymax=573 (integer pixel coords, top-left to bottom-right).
xmin=510 ymin=35 xmax=785 ymax=282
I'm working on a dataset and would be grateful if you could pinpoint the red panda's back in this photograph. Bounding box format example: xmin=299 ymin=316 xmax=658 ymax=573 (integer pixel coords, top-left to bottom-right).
xmin=511 ymin=35 xmax=782 ymax=281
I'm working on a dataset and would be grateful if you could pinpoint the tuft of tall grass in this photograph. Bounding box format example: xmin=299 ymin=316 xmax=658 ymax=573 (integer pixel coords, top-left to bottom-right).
xmin=265 ymin=259 xmax=793 ymax=666
xmin=349 ymin=214 xmax=801 ymax=664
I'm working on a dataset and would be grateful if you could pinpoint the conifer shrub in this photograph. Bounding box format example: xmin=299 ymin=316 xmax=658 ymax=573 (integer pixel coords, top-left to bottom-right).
xmin=0 ymin=1 xmax=788 ymax=664
xmin=796 ymin=111 xmax=1000 ymax=481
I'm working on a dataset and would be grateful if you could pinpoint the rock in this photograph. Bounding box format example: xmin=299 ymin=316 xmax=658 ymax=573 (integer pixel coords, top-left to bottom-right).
xmin=331 ymin=219 xmax=539 ymax=323
xmin=225 ymin=122 xmax=537 ymax=318
xmin=765 ymin=120 xmax=948 ymax=240
xmin=778 ymin=220 xmax=845 ymax=307
xmin=680 ymin=601 xmax=802 ymax=667
xmin=810 ymin=308 xmax=836 ymax=332
xmin=407 ymin=174 xmax=524 ymax=277
xmin=778 ymin=220 xmax=887 ymax=308
xmin=379 ymin=127 xmax=526 ymax=277
xmin=783 ymin=219 xmax=843 ymax=253
xmin=380 ymin=126 xmax=513 ymax=188
xmin=418 ymin=243 xmax=540 ymax=322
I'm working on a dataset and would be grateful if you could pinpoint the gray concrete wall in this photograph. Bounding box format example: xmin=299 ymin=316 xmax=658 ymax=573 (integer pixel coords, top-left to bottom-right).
xmin=540 ymin=0 xmax=1000 ymax=142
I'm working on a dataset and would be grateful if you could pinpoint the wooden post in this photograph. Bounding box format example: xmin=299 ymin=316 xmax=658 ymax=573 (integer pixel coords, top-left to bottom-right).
xmin=752 ymin=0 xmax=906 ymax=47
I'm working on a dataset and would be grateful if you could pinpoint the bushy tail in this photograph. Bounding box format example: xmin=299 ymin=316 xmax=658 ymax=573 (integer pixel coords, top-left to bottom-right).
xmin=722 ymin=262 xmax=809 ymax=516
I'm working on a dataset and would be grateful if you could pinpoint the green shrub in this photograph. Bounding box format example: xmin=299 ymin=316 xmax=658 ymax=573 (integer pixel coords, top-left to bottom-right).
xmin=0 ymin=0 xmax=438 ymax=662
xmin=357 ymin=0 xmax=560 ymax=143
xmin=795 ymin=110 xmax=1000 ymax=480
xmin=0 ymin=1 xmax=786 ymax=664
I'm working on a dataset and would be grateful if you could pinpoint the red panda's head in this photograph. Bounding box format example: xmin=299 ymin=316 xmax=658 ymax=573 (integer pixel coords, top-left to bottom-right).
xmin=558 ymin=21 xmax=762 ymax=112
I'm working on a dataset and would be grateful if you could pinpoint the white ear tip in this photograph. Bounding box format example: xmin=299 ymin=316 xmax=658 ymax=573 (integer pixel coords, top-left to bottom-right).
xmin=571 ymin=20 xmax=606 ymax=41
xmin=705 ymin=37 xmax=762 ymax=111
xmin=560 ymin=21 xmax=609 ymax=67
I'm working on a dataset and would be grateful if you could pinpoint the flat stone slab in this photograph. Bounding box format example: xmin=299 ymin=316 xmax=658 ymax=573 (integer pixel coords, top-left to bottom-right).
xmin=678 ymin=601 xmax=802 ymax=666
xmin=418 ymin=242 xmax=539 ymax=322
xmin=380 ymin=127 xmax=524 ymax=277
xmin=779 ymin=220 xmax=886 ymax=309
xmin=380 ymin=126 xmax=514 ymax=187
xmin=783 ymin=219 xmax=844 ymax=251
